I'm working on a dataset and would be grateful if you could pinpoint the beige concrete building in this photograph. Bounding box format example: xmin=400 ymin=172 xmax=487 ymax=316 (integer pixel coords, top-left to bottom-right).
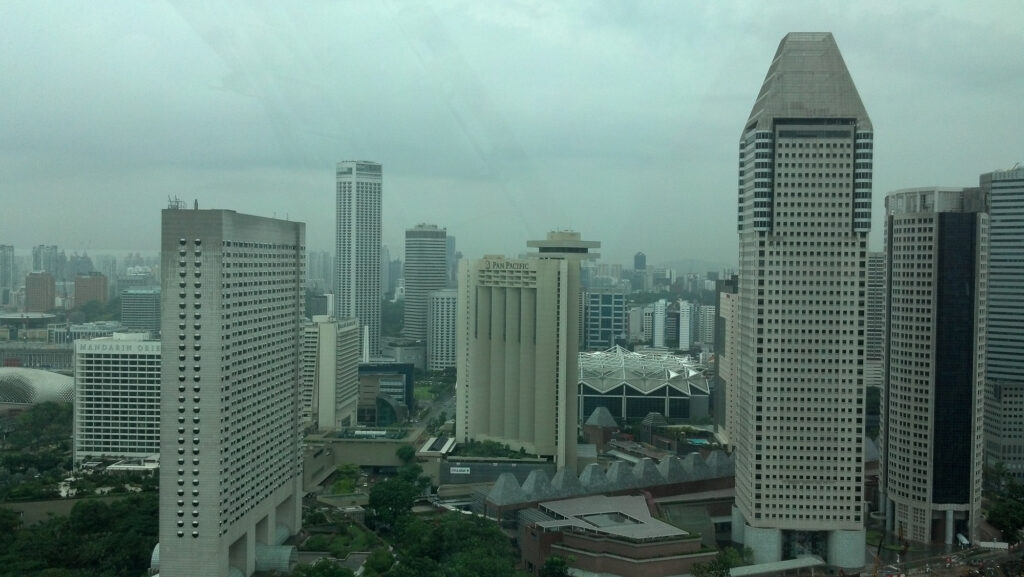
xmin=456 ymin=231 xmax=597 ymax=469
xmin=158 ymin=208 xmax=303 ymax=577
xmin=301 ymin=315 xmax=360 ymax=430
xmin=732 ymin=33 xmax=872 ymax=567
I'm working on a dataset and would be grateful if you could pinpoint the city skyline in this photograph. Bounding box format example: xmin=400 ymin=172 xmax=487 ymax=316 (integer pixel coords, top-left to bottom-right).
xmin=2 ymin=3 xmax=1022 ymax=266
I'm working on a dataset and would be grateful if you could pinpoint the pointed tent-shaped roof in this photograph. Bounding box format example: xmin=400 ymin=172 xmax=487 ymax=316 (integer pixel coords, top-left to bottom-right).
xmin=747 ymin=32 xmax=871 ymax=131
xmin=585 ymin=406 xmax=619 ymax=429
xmin=605 ymin=461 xmax=636 ymax=490
xmin=521 ymin=469 xmax=553 ymax=502
xmin=550 ymin=467 xmax=585 ymax=499
xmin=486 ymin=472 xmax=526 ymax=506
xmin=633 ymin=458 xmax=665 ymax=487
xmin=705 ymin=450 xmax=735 ymax=478
xmin=578 ymin=462 xmax=608 ymax=492
xmin=657 ymin=456 xmax=688 ymax=484
xmin=681 ymin=453 xmax=712 ymax=481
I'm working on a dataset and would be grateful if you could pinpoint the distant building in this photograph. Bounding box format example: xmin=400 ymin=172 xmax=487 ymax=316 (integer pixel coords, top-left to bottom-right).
xmin=865 ymin=252 xmax=885 ymax=390
xmin=634 ymin=251 xmax=646 ymax=271
xmin=301 ymin=316 xmax=360 ymax=430
xmin=427 ymin=289 xmax=457 ymax=371
xmin=24 ymin=272 xmax=55 ymax=312
xmin=697 ymin=305 xmax=715 ymax=345
xmin=678 ymin=300 xmax=697 ymax=350
xmin=74 ymin=333 xmax=161 ymax=463
xmin=32 ymin=245 xmax=63 ymax=279
xmin=403 ymin=224 xmax=448 ymax=340
xmin=74 ymin=272 xmax=108 ymax=307
xmin=652 ymin=299 xmax=667 ymax=348
xmin=358 ymin=362 xmax=415 ymax=426
xmin=713 ymin=277 xmax=739 ymax=445
xmin=0 ymin=245 xmax=14 ymax=306
xmin=578 ymin=346 xmax=710 ymax=422
xmin=121 ymin=287 xmax=161 ymax=336
xmin=982 ymin=166 xmax=1024 ymax=481
xmin=582 ymin=291 xmax=627 ymax=351
xmin=457 ymin=231 xmax=598 ymax=468
xmin=158 ymin=208 xmax=303 ymax=577
xmin=880 ymin=187 xmax=987 ymax=545
xmin=336 ymin=160 xmax=382 ymax=356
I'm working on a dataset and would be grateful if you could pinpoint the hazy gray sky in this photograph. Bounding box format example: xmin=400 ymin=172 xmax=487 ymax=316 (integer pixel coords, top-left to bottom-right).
xmin=2 ymin=1 xmax=1022 ymax=267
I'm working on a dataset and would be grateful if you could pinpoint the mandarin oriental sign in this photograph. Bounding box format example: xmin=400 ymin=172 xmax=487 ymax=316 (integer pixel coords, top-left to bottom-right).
xmin=76 ymin=342 xmax=160 ymax=353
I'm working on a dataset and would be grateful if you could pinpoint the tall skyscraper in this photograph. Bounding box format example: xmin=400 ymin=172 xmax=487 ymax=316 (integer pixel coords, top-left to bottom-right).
xmin=32 ymin=245 xmax=63 ymax=279
xmin=74 ymin=333 xmax=161 ymax=463
xmin=336 ymin=161 xmax=382 ymax=355
xmin=0 ymin=245 xmax=14 ymax=306
xmin=879 ymin=187 xmax=987 ymax=545
xmin=427 ymin=288 xmax=457 ymax=371
xmin=982 ymin=166 xmax=1024 ymax=480
xmin=403 ymin=224 xmax=448 ymax=340
xmin=865 ymin=252 xmax=885 ymax=390
xmin=731 ymin=33 xmax=872 ymax=567
xmin=159 ymin=208 xmax=303 ymax=577
xmin=678 ymin=300 xmax=697 ymax=351
xmin=583 ymin=291 xmax=627 ymax=351
xmin=456 ymin=231 xmax=598 ymax=469
xmin=713 ymin=276 xmax=740 ymax=446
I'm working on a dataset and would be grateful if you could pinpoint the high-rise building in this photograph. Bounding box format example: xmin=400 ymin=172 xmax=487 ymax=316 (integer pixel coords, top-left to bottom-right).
xmin=698 ymin=305 xmax=716 ymax=345
xmin=24 ymin=272 xmax=56 ymax=312
xmin=731 ymin=33 xmax=872 ymax=567
xmin=865 ymin=252 xmax=885 ymax=391
xmin=74 ymin=272 xmax=108 ymax=307
xmin=301 ymin=315 xmax=360 ymax=430
xmin=446 ymin=235 xmax=459 ymax=288
xmin=403 ymin=224 xmax=448 ymax=340
xmin=32 ymin=245 xmax=63 ymax=279
xmin=652 ymin=299 xmax=667 ymax=348
xmin=159 ymin=208 xmax=303 ymax=577
xmin=380 ymin=245 xmax=391 ymax=299
xmin=336 ymin=161 xmax=382 ymax=356
xmin=678 ymin=300 xmax=698 ymax=351
xmin=982 ymin=166 xmax=1024 ymax=480
xmin=456 ymin=231 xmax=598 ymax=469
xmin=713 ymin=276 xmax=740 ymax=446
xmin=427 ymin=288 xmax=457 ymax=371
xmin=0 ymin=245 xmax=14 ymax=305
xmin=583 ymin=291 xmax=626 ymax=351
xmin=879 ymin=187 xmax=987 ymax=545
xmin=634 ymin=251 xmax=646 ymax=271
xmin=74 ymin=333 xmax=161 ymax=462
xmin=121 ymin=287 xmax=161 ymax=336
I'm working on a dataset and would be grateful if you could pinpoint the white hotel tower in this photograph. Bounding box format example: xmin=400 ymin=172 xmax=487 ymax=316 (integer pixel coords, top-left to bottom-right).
xmin=336 ymin=161 xmax=382 ymax=355
xmin=157 ymin=208 xmax=304 ymax=577
xmin=731 ymin=33 xmax=872 ymax=568
xmin=456 ymin=231 xmax=598 ymax=469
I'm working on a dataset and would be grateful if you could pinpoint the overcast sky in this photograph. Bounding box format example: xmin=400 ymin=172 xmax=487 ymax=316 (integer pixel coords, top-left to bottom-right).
xmin=2 ymin=1 xmax=1022 ymax=268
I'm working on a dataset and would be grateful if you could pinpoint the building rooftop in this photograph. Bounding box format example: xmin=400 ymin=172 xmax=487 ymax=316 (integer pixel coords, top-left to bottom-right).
xmin=535 ymin=494 xmax=688 ymax=541
xmin=747 ymin=32 xmax=871 ymax=130
xmin=579 ymin=345 xmax=709 ymax=396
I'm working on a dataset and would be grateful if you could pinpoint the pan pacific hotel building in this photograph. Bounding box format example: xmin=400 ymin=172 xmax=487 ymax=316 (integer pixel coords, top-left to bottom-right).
xmin=456 ymin=231 xmax=598 ymax=470
xmin=730 ymin=33 xmax=872 ymax=568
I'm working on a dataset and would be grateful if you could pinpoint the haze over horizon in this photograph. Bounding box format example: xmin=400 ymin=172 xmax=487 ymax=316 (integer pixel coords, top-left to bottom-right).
xmin=2 ymin=2 xmax=1022 ymax=267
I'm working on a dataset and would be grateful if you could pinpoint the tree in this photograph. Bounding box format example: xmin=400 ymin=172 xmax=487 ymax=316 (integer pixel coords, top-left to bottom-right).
xmin=693 ymin=547 xmax=750 ymax=577
xmin=396 ymin=445 xmax=416 ymax=464
xmin=368 ymin=477 xmax=420 ymax=527
xmin=540 ymin=555 xmax=571 ymax=577
xmin=988 ymin=498 xmax=1024 ymax=543
xmin=292 ymin=559 xmax=356 ymax=577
